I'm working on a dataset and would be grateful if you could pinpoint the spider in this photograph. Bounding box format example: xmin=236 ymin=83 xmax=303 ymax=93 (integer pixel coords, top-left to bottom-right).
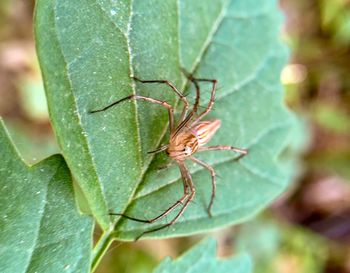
xmin=90 ymin=72 xmax=248 ymax=240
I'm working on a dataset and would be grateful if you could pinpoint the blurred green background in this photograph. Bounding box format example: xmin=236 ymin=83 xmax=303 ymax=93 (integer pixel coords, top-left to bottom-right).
xmin=1 ymin=0 xmax=350 ymax=272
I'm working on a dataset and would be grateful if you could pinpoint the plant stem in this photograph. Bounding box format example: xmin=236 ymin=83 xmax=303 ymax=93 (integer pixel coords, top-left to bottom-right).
xmin=91 ymin=229 xmax=114 ymax=272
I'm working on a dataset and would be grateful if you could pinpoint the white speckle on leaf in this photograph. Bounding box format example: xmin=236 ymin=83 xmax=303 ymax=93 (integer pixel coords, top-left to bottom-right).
xmin=110 ymin=9 xmax=117 ymax=16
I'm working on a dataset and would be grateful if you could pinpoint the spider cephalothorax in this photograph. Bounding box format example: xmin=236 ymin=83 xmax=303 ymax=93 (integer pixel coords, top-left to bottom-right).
xmin=90 ymin=74 xmax=248 ymax=240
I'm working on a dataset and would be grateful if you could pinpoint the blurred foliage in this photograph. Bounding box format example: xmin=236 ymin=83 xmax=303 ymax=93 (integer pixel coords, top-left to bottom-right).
xmin=278 ymin=1 xmax=350 ymax=272
xmin=307 ymin=151 xmax=350 ymax=180
xmin=311 ymin=103 xmax=350 ymax=134
xmin=0 ymin=0 xmax=10 ymax=38
xmin=282 ymin=0 xmax=350 ymax=185
xmin=321 ymin=0 xmax=350 ymax=45
xmin=0 ymin=0 xmax=58 ymax=163
xmin=236 ymin=217 xmax=328 ymax=273
xmin=18 ymin=62 xmax=49 ymax=123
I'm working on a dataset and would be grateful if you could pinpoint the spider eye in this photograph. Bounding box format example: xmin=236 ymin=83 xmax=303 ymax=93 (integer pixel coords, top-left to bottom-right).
xmin=183 ymin=146 xmax=192 ymax=154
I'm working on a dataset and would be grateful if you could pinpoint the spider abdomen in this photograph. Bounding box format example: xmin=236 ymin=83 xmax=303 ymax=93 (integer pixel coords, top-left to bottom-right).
xmin=191 ymin=119 xmax=221 ymax=146
xmin=167 ymin=119 xmax=221 ymax=160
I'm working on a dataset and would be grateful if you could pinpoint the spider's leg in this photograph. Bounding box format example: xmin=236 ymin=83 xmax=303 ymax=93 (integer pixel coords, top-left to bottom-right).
xmin=132 ymin=77 xmax=189 ymax=122
xmin=198 ymin=145 xmax=248 ymax=158
xmin=180 ymin=68 xmax=201 ymax=116
xmin=192 ymin=78 xmax=217 ymax=124
xmin=147 ymin=145 xmax=169 ymax=154
xmin=173 ymin=76 xmax=217 ymax=137
xmin=110 ymin=178 xmax=189 ymax=223
xmin=109 ymin=183 xmax=189 ymax=224
xmin=171 ymin=77 xmax=201 ymax=138
xmin=135 ymin=161 xmax=195 ymax=240
xmin=89 ymin=94 xmax=175 ymax=133
xmin=190 ymin=156 xmax=216 ymax=217
xmin=110 ymin=162 xmax=191 ymax=236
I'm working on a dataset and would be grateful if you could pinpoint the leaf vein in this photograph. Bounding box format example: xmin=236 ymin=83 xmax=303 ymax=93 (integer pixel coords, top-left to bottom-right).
xmin=23 ymin=169 xmax=52 ymax=272
xmin=190 ymin=1 xmax=231 ymax=73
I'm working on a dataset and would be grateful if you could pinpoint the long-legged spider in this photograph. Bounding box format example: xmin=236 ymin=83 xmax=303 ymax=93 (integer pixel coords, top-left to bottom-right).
xmin=90 ymin=72 xmax=248 ymax=240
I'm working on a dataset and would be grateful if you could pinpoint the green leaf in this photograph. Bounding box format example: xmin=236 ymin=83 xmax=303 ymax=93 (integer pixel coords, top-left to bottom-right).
xmin=153 ymin=238 xmax=252 ymax=273
xmin=307 ymin=151 xmax=350 ymax=181
xmin=113 ymin=0 xmax=298 ymax=239
xmin=35 ymin=0 xmax=300 ymax=239
xmin=312 ymin=102 xmax=350 ymax=133
xmin=0 ymin=119 xmax=93 ymax=273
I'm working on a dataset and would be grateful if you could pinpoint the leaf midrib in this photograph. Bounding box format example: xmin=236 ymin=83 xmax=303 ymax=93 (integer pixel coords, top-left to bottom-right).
xmin=23 ymin=165 xmax=52 ymax=273
xmin=189 ymin=0 xmax=231 ymax=73
xmin=94 ymin=0 xmax=145 ymax=210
